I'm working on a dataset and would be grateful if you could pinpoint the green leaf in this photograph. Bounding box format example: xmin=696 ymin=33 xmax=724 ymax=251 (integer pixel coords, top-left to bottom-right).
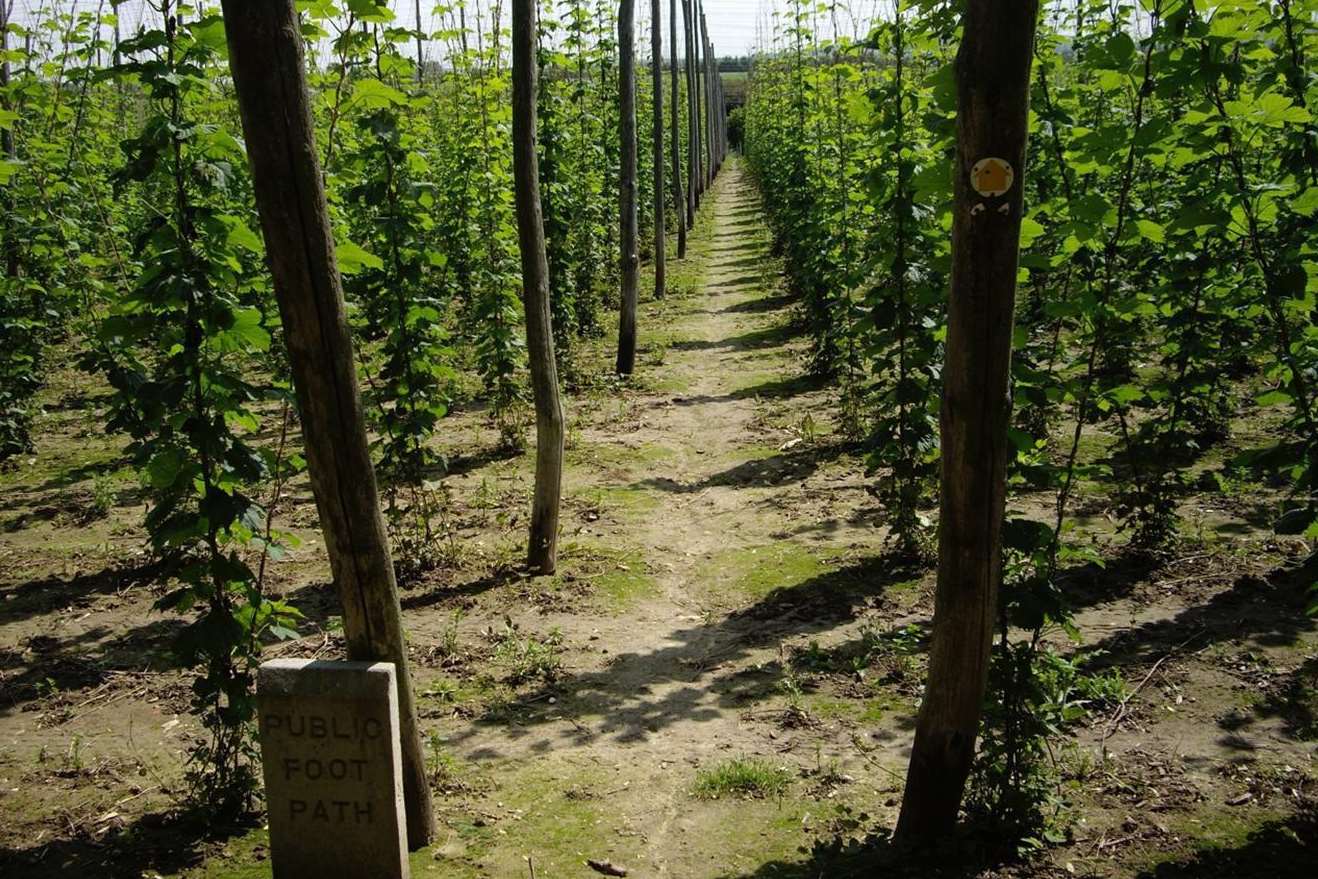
xmin=1134 ymin=219 xmax=1165 ymax=243
xmin=1255 ymin=389 xmax=1292 ymax=406
xmin=1105 ymin=32 xmax=1136 ymax=67
xmin=189 ymin=16 xmax=229 ymax=54
xmin=346 ymin=0 xmax=396 ymax=22
xmin=1293 ymin=188 xmax=1318 ymax=218
xmin=337 ymin=240 xmax=384 ymax=274
xmin=146 ymin=447 xmax=187 ymax=490
xmin=224 ymin=218 xmax=263 ymax=253
xmin=1019 ymin=216 xmax=1046 ymax=248
xmin=213 ymin=308 xmax=271 ymax=353
xmin=349 ymin=78 xmax=407 ymax=111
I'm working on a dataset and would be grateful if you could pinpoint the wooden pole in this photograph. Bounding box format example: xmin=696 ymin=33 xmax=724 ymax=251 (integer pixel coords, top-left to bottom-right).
xmin=1 ymin=0 xmax=16 ymax=281
xmin=414 ymin=0 xmax=425 ymax=83
xmin=616 ymin=0 xmax=639 ymax=375
xmin=217 ymin=0 xmax=436 ymax=850
xmin=512 ymin=0 xmax=566 ymax=574
xmin=668 ymin=0 xmax=686 ymax=258
xmin=895 ymin=0 xmax=1040 ymax=842
xmin=650 ymin=0 xmax=665 ymax=297
xmin=682 ymin=0 xmax=701 ymax=209
xmin=699 ymin=6 xmax=712 ymax=187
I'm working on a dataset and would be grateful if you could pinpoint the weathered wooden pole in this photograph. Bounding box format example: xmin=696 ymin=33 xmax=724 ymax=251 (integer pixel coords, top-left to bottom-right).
xmin=701 ymin=5 xmax=711 ymax=187
xmin=414 ymin=0 xmax=425 ymax=83
xmin=616 ymin=0 xmax=639 ymax=375
xmin=669 ymin=0 xmax=690 ymax=258
xmin=699 ymin=5 xmax=712 ymax=188
xmin=668 ymin=0 xmax=686 ymax=258
xmin=650 ymin=0 xmax=665 ymax=297
xmin=1 ymin=0 xmax=17 ymax=280
xmin=895 ymin=0 xmax=1040 ymax=842
xmin=217 ymin=0 xmax=436 ymax=849
xmin=682 ymin=0 xmax=702 ymax=209
xmin=512 ymin=0 xmax=566 ymax=574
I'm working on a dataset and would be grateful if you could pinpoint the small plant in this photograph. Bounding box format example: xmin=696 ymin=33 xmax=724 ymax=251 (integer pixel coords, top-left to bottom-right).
xmin=799 ymin=413 xmax=817 ymax=444
xmin=86 ymin=472 xmax=116 ymax=520
xmin=425 ymin=732 xmax=466 ymax=793
xmin=438 ymin=608 xmax=465 ymax=659
xmin=61 ymin=735 xmax=85 ymax=774
xmin=777 ymin=672 xmax=814 ymax=727
xmin=693 ymin=756 xmax=792 ymax=800
xmin=423 ymin=678 xmax=460 ymax=705
xmin=490 ymin=620 xmax=563 ymax=685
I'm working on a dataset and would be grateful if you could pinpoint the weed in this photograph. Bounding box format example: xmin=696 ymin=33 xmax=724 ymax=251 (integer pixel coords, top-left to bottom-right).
xmin=693 ymin=757 xmax=793 ymax=800
xmin=489 ymin=619 xmax=563 ymax=685
xmin=438 ymin=608 xmax=465 ymax=659
xmin=62 ymin=735 xmax=84 ymax=774
xmin=777 ymin=672 xmax=814 ymax=727
xmin=87 ymin=472 xmax=116 ymax=520
xmin=425 ymin=732 xmax=467 ymax=793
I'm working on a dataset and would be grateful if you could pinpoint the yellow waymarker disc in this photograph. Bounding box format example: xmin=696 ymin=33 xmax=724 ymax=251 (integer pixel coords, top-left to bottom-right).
xmin=970 ymin=157 xmax=1014 ymax=197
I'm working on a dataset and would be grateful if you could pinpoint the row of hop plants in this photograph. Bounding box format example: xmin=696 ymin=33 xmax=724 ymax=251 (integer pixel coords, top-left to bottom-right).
xmin=744 ymin=0 xmax=1317 ymax=846
xmin=0 ymin=0 xmax=704 ymax=811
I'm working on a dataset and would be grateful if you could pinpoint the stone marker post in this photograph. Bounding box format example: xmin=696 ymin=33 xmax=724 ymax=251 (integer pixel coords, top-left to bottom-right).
xmin=258 ymin=659 xmax=409 ymax=879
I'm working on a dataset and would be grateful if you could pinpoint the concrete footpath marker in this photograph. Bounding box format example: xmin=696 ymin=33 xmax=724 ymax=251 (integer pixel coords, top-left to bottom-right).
xmin=257 ymin=659 xmax=409 ymax=879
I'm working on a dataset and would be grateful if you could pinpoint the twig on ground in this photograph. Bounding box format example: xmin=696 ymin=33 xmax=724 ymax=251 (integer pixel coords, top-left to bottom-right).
xmin=1101 ymin=629 xmax=1205 ymax=760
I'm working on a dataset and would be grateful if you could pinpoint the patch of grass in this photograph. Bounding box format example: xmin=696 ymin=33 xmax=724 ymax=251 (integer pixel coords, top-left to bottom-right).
xmin=574 ymin=484 xmax=661 ymax=518
xmin=811 ymin=693 xmax=906 ymax=725
xmin=490 ymin=624 xmax=563 ymax=685
xmin=439 ymin=760 xmax=635 ymax=877
xmin=641 ymin=373 xmax=694 ymax=394
xmin=694 ymin=756 xmax=793 ymax=800
xmin=558 ymin=540 xmax=659 ymax=610
xmin=1131 ymin=807 xmax=1289 ymax=874
xmin=711 ymin=543 xmax=829 ymax=600
xmin=567 ymin=439 xmax=678 ymax=470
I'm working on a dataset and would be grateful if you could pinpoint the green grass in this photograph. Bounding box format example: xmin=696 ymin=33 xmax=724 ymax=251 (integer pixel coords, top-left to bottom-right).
xmin=710 ymin=543 xmax=829 ymax=600
xmin=557 ymin=540 xmax=660 ymax=610
xmin=693 ymin=756 xmax=793 ymax=800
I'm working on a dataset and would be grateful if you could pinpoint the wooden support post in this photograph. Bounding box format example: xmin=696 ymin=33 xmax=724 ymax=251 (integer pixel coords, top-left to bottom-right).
xmin=217 ymin=0 xmax=436 ymax=850
xmin=683 ymin=0 xmax=702 ymax=208
xmin=895 ymin=0 xmax=1040 ymax=842
xmin=414 ymin=0 xmax=425 ymax=83
xmin=669 ymin=0 xmax=686 ymax=258
xmin=616 ymin=0 xmax=639 ymax=375
xmin=650 ymin=0 xmax=665 ymax=297
xmin=512 ymin=0 xmax=566 ymax=574
xmin=699 ymin=6 xmax=712 ymax=187
xmin=1 ymin=0 xmax=17 ymax=280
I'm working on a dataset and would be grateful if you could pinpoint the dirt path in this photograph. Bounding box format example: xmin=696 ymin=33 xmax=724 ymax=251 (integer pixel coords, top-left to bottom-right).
xmin=417 ymin=160 xmax=903 ymax=878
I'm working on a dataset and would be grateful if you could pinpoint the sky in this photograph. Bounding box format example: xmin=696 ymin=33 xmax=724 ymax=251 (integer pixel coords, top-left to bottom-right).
xmin=7 ymin=0 xmax=898 ymax=59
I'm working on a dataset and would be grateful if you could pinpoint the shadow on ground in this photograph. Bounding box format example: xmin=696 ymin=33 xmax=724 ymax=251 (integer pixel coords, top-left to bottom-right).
xmin=1135 ymin=803 xmax=1317 ymax=878
xmin=0 ymin=808 xmax=260 ymax=879
xmin=443 ymin=555 xmax=907 ymax=759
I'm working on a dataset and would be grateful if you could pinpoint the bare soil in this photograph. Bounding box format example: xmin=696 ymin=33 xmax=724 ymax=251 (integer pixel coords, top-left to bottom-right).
xmin=1 ymin=162 xmax=1315 ymax=878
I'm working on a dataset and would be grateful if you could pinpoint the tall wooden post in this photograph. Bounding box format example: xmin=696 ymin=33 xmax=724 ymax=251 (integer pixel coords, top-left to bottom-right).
xmin=895 ymin=0 xmax=1040 ymax=841
xmin=616 ymin=0 xmax=639 ymax=375
xmin=414 ymin=0 xmax=425 ymax=83
xmin=217 ymin=0 xmax=436 ymax=850
xmin=669 ymin=0 xmax=686 ymax=258
xmin=1 ymin=0 xmax=17 ymax=281
xmin=699 ymin=7 xmax=713 ymax=187
xmin=512 ymin=0 xmax=566 ymax=574
xmin=682 ymin=0 xmax=701 ymax=209
xmin=650 ymin=0 xmax=665 ymax=297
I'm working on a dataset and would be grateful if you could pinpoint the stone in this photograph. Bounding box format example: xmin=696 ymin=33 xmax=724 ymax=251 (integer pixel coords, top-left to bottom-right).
xmin=257 ymin=659 xmax=409 ymax=879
